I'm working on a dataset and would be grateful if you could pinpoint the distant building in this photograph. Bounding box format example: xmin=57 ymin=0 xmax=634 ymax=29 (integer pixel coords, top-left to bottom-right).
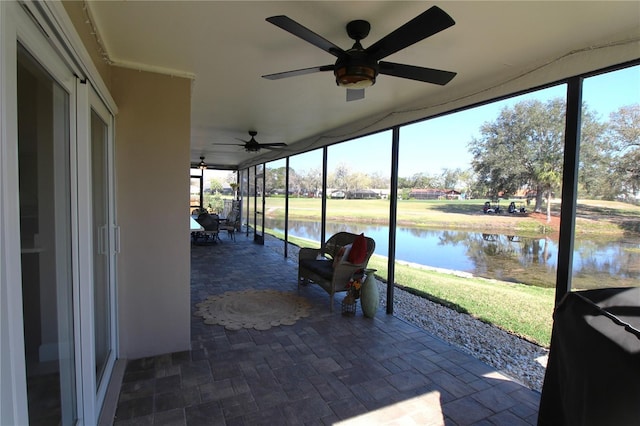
xmin=346 ymin=189 xmax=379 ymax=199
xmin=409 ymin=188 xmax=447 ymax=200
xmin=445 ymin=190 xmax=461 ymax=200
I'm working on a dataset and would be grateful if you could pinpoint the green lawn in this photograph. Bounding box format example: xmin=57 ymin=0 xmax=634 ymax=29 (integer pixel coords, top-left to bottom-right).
xmin=262 ymin=197 xmax=639 ymax=347
xmin=368 ymin=255 xmax=555 ymax=346
xmin=265 ymin=197 xmax=639 ymax=235
xmin=267 ymin=230 xmax=554 ymax=347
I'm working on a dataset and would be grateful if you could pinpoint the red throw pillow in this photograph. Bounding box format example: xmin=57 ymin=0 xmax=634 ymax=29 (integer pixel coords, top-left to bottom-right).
xmin=348 ymin=233 xmax=368 ymax=264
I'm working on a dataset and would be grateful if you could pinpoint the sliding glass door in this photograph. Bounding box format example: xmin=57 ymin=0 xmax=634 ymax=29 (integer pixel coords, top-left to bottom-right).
xmin=89 ymin=92 xmax=117 ymax=409
xmin=6 ymin=3 xmax=118 ymax=423
xmin=254 ymin=164 xmax=265 ymax=244
xmin=17 ymin=42 xmax=78 ymax=426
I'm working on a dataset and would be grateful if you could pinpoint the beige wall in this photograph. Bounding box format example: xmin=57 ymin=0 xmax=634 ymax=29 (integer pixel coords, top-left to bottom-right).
xmin=63 ymin=0 xmax=192 ymax=359
xmin=110 ymin=67 xmax=191 ymax=358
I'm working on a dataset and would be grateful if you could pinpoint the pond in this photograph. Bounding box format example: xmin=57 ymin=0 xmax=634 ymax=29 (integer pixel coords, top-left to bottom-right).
xmin=265 ymin=218 xmax=640 ymax=289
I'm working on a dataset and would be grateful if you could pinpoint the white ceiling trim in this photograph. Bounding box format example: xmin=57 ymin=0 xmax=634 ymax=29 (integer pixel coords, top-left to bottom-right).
xmin=109 ymin=59 xmax=196 ymax=81
xmin=83 ymin=1 xmax=196 ymax=80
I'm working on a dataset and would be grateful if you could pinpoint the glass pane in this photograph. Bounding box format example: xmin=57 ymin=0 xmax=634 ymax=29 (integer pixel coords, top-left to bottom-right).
xmin=397 ymin=85 xmax=565 ymax=354
xmin=287 ymin=150 xmax=323 ymax=248
xmin=264 ymin=159 xmax=287 ymax=242
xmin=255 ymin=164 xmax=265 ymax=243
xmin=578 ymin=65 xmax=640 ymax=289
xmin=326 ymin=132 xmax=391 ymax=282
xmin=91 ymin=109 xmax=111 ymax=387
xmin=18 ymin=45 xmax=77 ymax=425
xmin=217 ymin=171 xmax=237 ymax=218
xmin=190 ymin=175 xmax=202 ymax=214
xmin=248 ymin=166 xmax=255 ymax=233
xmin=241 ymin=168 xmax=249 ymax=233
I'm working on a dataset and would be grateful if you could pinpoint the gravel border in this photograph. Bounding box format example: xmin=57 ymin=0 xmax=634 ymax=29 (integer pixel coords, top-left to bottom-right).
xmin=265 ymin=236 xmax=548 ymax=392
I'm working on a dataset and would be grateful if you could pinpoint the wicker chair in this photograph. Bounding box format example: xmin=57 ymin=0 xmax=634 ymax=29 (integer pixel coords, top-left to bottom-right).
xmin=193 ymin=212 xmax=220 ymax=243
xmin=298 ymin=232 xmax=375 ymax=311
xmin=218 ymin=209 xmax=240 ymax=241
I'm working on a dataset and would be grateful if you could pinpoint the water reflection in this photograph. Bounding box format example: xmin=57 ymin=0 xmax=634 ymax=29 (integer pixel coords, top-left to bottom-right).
xmin=272 ymin=218 xmax=640 ymax=289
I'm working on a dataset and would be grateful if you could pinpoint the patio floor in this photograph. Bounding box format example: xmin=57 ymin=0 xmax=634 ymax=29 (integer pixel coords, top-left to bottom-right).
xmin=113 ymin=233 xmax=541 ymax=425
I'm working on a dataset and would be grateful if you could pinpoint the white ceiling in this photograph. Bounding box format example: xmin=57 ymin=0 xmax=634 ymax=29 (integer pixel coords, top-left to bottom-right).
xmin=86 ymin=1 xmax=640 ymax=170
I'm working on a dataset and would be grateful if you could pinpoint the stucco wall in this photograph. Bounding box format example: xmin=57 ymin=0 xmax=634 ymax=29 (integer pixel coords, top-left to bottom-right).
xmin=111 ymin=67 xmax=191 ymax=358
xmin=63 ymin=0 xmax=192 ymax=359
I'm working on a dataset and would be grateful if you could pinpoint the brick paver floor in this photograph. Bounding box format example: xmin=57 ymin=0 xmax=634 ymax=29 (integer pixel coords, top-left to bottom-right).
xmin=113 ymin=233 xmax=540 ymax=425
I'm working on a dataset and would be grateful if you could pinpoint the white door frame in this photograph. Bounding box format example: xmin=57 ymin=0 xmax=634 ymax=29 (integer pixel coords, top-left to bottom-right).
xmin=1 ymin=1 xmax=118 ymax=424
xmin=76 ymin=83 xmax=118 ymax=419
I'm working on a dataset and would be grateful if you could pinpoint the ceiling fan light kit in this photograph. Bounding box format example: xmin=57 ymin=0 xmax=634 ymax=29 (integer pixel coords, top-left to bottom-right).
xmin=334 ymin=59 xmax=378 ymax=88
xmin=335 ymin=20 xmax=377 ymax=89
xmin=198 ymin=156 xmax=207 ymax=170
xmin=263 ymin=6 xmax=457 ymax=101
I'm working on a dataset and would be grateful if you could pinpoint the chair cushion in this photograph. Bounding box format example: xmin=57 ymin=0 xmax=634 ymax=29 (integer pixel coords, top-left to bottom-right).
xmin=300 ymin=258 xmax=334 ymax=280
xmin=348 ymin=233 xmax=368 ymax=264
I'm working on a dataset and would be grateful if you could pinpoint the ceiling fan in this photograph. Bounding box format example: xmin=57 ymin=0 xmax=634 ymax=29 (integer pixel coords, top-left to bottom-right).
xmin=190 ymin=156 xmax=207 ymax=170
xmin=262 ymin=5 xmax=457 ymax=101
xmin=218 ymin=131 xmax=288 ymax=152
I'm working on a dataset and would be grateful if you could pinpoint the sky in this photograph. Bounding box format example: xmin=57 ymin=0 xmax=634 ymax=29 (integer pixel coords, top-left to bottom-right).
xmin=205 ymin=65 xmax=639 ymax=180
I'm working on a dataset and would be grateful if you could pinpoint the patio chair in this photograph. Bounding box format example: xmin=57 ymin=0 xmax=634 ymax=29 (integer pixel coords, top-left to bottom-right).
xmin=218 ymin=210 xmax=240 ymax=241
xmin=298 ymin=232 xmax=375 ymax=311
xmin=193 ymin=212 xmax=220 ymax=243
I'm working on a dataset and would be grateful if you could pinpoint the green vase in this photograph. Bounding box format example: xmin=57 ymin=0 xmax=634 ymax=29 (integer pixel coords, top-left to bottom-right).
xmin=360 ymin=269 xmax=379 ymax=318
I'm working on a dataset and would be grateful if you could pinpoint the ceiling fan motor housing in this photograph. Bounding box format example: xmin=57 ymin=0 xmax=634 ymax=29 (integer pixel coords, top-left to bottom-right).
xmin=263 ymin=7 xmax=457 ymax=98
xmin=334 ymin=49 xmax=379 ymax=88
xmin=245 ymin=133 xmax=260 ymax=152
xmin=334 ymin=20 xmax=378 ymax=89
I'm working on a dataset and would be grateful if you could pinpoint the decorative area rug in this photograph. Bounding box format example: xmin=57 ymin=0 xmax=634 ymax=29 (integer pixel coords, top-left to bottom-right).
xmin=194 ymin=289 xmax=311 ymax=330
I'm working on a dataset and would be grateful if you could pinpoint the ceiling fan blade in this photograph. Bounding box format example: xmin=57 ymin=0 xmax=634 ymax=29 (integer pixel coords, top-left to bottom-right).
xmin=346 ymin=88 xmax=365 ymax=102
xmin=379 ymin=61 xmax=456 ymax=85
xmin=266 ymin=16 xmax=345 ymax=57
xmin=366 ymin=6 xmax=455 ymax=61
xmin=262 ymin=65 xmax=334 ymax=80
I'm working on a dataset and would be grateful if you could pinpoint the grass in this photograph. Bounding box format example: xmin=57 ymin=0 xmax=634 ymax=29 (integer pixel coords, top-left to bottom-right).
xmin=261 ymin=198 xmax=638 ymax=348
xmin=265 ymin=228 xmax=555 ymax=347
xmin=265 ymin=197 xmax=640 ymax=235
xmin=366 ymin=254 xmax=554 ymax=346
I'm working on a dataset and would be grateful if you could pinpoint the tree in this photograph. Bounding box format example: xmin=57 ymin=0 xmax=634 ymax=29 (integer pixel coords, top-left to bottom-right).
xmin=470 ymin=98 xmax=611 ymax=218
xmin=265 ymin=166 xmax=287 ymax=193
xmin=609 ymin=104 xmax=640 ymax=201
xmin=406 ymin=172 xmax=438 ymax=189
xmin=330 ymin=162 xmax=351 ymax=190
xmin=288 ymin=167 xmax=301 ymax=195
xmin=300 ymin=167 xmax=322 ymax=196
xmin=349 ymin=171 xmax=372 ymax=193
xmin=208 ymin=178 xmax=223 ymax=193
xmin=203 ymin=192 xmax=224 ymax=213
xmin=368 ymin=171 xmax=390 ymax=189
xmin=440 ymin=168 xmax=463 ymax=190
xmin=456 ymin=168 xmax=477 ymax=199
xmin=577 ymin=112 xmax=614 ymax=200
xmin=470 ymin=99 xmax=567 ymax=216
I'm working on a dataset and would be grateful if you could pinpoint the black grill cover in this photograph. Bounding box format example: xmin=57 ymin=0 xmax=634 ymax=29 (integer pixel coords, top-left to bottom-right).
xmin=538 ymin=287 xmax=640 ymax=425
